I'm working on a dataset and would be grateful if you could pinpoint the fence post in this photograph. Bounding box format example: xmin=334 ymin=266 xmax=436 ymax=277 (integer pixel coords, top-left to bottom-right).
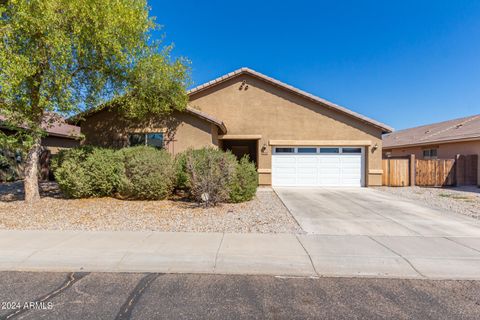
xmin=409 ymin=154 xmax=415 ymax=186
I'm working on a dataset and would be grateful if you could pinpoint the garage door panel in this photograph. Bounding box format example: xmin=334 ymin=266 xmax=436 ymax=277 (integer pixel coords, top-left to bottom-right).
xmin=320 ymin=167 xmax=341 ymax=175
xmin=273 ymin=177 xmax=296 ymax=186
xmin=272 ymin=147 xmax=364 ymax=187
xmin=273 ymin=156 xmax=296 ymax=164
xmin=275 ymin=167 xmax=296 ymax=174
xmin=320 ymin=157 xmax=341 ymax=164
xmin=342 ymin=168 xmax=361 ymax=175
xmin=297 ymin=157 xmax=318 ymax=164
xmin=297 ymin=167 xmax=317 ymax=175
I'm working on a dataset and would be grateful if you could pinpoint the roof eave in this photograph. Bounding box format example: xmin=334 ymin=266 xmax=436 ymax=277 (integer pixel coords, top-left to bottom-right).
xmin=383 ymin=136 xmax=480 ymax=149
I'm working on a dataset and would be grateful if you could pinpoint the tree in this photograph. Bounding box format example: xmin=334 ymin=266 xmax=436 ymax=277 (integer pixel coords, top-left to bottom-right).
xmin=0 ymin=0 xmax=190 ymax=202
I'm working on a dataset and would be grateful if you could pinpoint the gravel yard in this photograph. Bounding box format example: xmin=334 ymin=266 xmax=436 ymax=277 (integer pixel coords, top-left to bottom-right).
xmin=0 ymin=182 xmax=302 ymax=233
xmin=375 ymin=186 xmax=480 ymax=219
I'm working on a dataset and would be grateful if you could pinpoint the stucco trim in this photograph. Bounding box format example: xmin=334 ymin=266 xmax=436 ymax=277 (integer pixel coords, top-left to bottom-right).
xmin=219 ymin=134 xmax=262 ymax=140
xmin=188 ymin=67 xmax=393 ymax=133
xmin=258 ymin=168 xmax=272 ymax=173
xmin=269 ymin=140 xmax=372 ymax=146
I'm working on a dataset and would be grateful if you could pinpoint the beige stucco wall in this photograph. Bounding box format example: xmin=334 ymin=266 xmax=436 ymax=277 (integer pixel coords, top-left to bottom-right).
xmin=189 ymin=74 xmax=384 ymax=186
xmin=384 ymin=140 xmax=480 ymax=184
xmin=80 ymin=108 xmax=217 ymax=154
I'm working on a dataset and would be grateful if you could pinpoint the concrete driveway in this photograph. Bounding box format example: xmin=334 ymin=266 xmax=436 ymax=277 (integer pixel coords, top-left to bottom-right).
xmin=274 ymin=187 xmax=480 ymax=236
xmin=274 ymin=187 xmax=480 ymax=279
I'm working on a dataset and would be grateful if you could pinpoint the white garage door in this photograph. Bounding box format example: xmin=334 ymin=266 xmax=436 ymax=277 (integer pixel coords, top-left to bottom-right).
xmin=272 ymin=147 xmax=364 ymax=187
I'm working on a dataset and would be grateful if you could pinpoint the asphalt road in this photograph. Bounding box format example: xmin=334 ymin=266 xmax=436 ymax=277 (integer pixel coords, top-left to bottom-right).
xmin=0 ymin=272 xmax=479 ymax=320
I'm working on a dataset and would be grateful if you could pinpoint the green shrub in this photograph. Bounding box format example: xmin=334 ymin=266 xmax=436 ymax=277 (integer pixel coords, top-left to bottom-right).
xmin=229 ymin=155 xmax=258 ymax=203
xmin=53 ymin=147 xmax=123 ymax=198
xmin=118 ymin=146 xmax=175 ymax=200
xmin=174 ymin=151 xmax=189 ymax=190
xmin=51 ymin=145 xmax=94 ymax=172
xmin=183 ymin=148 xmax=237 ymax=206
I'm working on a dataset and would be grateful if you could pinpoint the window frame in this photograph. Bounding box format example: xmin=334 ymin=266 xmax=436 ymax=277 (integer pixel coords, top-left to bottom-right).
xmin=297 ymin=147 xmax=318 ymax=154
xmin=422 ymin=148 xmax=438 ymax=159
xmin=341 ymin=147 xmax=362 ymax=154
xmin=274 ymin=147 xmax=295 ymax=154
xmin=319 ymin=147 xmax=340 ymax=154
xmin=129 ymin=132 xmax=165 ymax=149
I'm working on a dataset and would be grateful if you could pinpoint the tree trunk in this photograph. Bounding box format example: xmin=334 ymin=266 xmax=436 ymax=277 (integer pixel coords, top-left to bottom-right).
xmin=24 ymin=137 xmax=42 ymax=202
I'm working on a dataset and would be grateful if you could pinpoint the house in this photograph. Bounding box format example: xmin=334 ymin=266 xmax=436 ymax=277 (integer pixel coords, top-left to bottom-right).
xmin=74 ymin=67 xmax=392 ymax=187
xmin=0 ymin=113 xmax=81 ymax=181
xmin=383 ymin=114 xmax=480 ymax=185
xmin=0 ymin=113 xmax=81 ymax=154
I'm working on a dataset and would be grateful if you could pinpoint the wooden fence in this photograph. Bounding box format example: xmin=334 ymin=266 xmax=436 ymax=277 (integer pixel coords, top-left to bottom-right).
xmin=382 ymin=158 xmax=410 ymax=187
xmin=415 ymin=159 xmax=455 ymax=186
xmin=382 ymin=154 xmax=478 ymax=187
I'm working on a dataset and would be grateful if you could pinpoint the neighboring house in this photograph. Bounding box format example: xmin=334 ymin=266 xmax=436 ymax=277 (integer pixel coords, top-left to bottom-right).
xmin=383 ymin=114 xmax=480 ymax=184
xmin=0 ymin=113 xmax=81 ymax=154
xmin=74 ymin=67 xmax=392 ymax=187
xmin=0 ymin=113 xmax=81 ymax=181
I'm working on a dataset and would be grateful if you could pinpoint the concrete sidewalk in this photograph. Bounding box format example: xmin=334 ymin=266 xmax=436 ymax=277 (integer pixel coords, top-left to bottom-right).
xmin=1 ymin=230 xmax=480 ymax=280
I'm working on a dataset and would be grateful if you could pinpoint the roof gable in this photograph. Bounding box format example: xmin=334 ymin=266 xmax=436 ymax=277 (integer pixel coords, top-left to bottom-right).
xmin=188 ymin=67 xmax=393 ymax=133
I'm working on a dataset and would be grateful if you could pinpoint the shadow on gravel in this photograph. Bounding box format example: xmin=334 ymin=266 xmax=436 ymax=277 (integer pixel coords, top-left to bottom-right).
xmin=0 ymin=181 xmax=64 ymax=202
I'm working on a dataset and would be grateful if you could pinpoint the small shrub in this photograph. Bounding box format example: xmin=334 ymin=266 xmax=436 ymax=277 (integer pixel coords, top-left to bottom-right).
xmin=229 ymin=155 xmax=258 ymax=203
xmin=183 ymin=148 xmax=237 ymax=206
xmin=53 ymin=147 xmax=122 ymax=198
xmin=118 ymin=146 xmax=175 ymax=200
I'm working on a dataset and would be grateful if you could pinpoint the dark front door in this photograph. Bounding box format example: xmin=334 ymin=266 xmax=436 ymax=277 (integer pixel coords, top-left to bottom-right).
xmin=221 ymin=140 xmax=258 ymax=166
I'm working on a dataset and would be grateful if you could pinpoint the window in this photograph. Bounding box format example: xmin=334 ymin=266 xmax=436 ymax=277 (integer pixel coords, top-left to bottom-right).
xmin=129 ymin=132 xmax=164 ymax=149
xmin=297 ymin=147 xmax=317 ymax=154
xmin=342 ymin=147 xmax=362 ymax=154
xmin=320 ymin=148 xmax=339 ymax=154
xmin=423 ymin=148 xmax=437 ymax=159
xmin=146 ymin=133 xmax=164 ymax=148
xmin=275 ymin=147 xmax=294 ymax=153
xmin=129 ymin=134 xmax=145 ymax=146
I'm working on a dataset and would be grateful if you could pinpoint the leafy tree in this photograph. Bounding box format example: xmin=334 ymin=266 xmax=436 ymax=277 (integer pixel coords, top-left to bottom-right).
xmin=0 ymin=0 xmax=190 ymax=201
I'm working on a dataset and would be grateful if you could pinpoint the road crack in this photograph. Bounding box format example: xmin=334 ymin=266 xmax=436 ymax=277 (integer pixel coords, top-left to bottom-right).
xmin=115 ymin=273 xmax=162 ymax=320
xmin=2 ymin=272 xmax=89 ymax=320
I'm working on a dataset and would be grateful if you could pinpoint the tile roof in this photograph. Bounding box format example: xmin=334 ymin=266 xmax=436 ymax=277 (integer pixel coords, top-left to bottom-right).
xmin=188 ymin=67 xmax=393 ymax=133
xmin=383 ymin=114 xmax=480 ymax=148
xmin=0 ymin=113 xmax=81 ymax=139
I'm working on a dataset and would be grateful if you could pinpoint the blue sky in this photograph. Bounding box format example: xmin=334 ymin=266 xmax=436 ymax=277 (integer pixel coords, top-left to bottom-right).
xmin=149 ymin=0 xmax=480 ymax=130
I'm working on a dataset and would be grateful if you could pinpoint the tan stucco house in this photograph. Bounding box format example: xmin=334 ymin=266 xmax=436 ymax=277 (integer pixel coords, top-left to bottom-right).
xmin=76 ymin=68 xmax=392 ymax=187
xmin=383 ymin=114 xmax=480 ymax=184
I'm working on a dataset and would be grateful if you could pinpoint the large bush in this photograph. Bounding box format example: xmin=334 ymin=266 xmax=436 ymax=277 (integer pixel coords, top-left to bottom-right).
xmin=118 ymin=146 xmax=175 ymax=200
xmin=182 ymin=148 xmax=237 ymax=206
xmin=229 ymin=155 xmax=258 ymax=203
xmin=53 ymin=147 xmax=123 ymax=198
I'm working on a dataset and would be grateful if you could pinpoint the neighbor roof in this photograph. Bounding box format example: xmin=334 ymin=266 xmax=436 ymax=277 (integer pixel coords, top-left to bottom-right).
xmin=383 ymin=114 xmax=480 ymax=149
xmin=0 ymin=113 xmax=81 ymax=139
xmin=188 ymin=67 xmax=393 ymax=133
